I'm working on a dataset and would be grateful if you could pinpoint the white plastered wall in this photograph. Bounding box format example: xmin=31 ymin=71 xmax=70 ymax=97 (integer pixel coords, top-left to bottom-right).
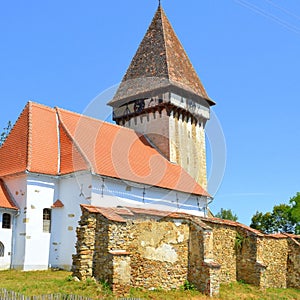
xmin=0 ymin=209 xmax=14 ymax=270
xmin=91 ymin=176 xmax=207 ymax=217
xmin=49 ymin=172 xmax=91 ymax=270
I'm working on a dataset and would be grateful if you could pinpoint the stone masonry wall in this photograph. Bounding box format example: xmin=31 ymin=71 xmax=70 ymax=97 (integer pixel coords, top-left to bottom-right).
xmin=107 ymin=218 xmax=190 ymax=291
xmin=207 ymin=223 xmax=237 ymax=283
xmin=73 ymin=207 xmax=221 ymax=296
xmin=72 ymin=210 xmax=97 ymax=280
xmin=256 ymin=236 xmax=288 ymax=289
xmin=202 ymin=218 xmax=300 ymax=290
xmin=287 ymin=238 xmax=300 ymax=289
xmin=73 ymin=207 xmax=300 ymax=296
xmin=188 ymin=223 xmax=220 ymax=296
xmin=235 ymin=229 xmax=260 ymax=286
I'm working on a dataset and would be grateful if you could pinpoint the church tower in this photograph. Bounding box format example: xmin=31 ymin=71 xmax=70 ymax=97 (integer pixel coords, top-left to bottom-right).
xmin=108 ymin=4 xmax=215 ymax=190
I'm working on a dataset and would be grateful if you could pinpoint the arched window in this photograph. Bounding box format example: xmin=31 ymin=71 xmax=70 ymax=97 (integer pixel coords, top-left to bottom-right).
xmin=43 ymin=208 xmax=51 ymax=233
xmin=2 ymin=213 xmax=11 ymax=229
xmin=0 ymin=242 xmax=4 ymax=257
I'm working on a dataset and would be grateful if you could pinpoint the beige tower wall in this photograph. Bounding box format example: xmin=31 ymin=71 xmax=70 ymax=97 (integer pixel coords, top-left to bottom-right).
xmin=124 ymin=108 xmax=207 ymax=191
xmin=123 ymin=109 xmax=170 ymax=159
xmin=169 ymin=112 xmax=207 ymax=190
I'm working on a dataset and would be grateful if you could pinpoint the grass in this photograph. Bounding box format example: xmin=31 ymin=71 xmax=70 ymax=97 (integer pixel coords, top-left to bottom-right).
xmin=0 ymin=269 xmax=299 ymax=299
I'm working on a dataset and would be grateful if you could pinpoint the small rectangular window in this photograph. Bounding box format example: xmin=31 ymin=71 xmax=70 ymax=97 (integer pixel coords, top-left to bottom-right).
xmin=43 ymin=208 xmax=51 ymax=233
xmin=2 ymin=213 xmax=11 ymax=229
xmin=0 ymin=242 xmax=4 ymax=257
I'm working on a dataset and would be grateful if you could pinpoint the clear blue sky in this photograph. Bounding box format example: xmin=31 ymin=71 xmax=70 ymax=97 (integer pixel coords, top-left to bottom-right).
xmin=1 ymin=0 xmax=300 ymax=225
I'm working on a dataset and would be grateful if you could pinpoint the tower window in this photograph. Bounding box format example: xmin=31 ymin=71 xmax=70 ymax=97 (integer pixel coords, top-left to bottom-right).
xmin=0 ymin=242 xmax=4 ymax=257
xmin=43 ymin=208 xmax=51 ymax=233
xmin=2 ymin=213 xmax=11 ymax=229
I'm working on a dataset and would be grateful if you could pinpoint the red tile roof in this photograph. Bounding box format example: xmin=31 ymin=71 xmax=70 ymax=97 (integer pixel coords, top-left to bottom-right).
xmin=0 ymin=102 xmax=209 ymax=197
xmin=0 ymin=102 xmax=59 ymax=176
xmin=201 ymin=217 xmax=300 ymax=239
xmin=81 ymin=204 xmax=211 ymax=229
xmin=51 ymin=199 xmax=64 ymax=208
xmin=0 ymin=180 xmax=18 ymax=210
xmin=81 ymin=205 xmax=300 ymax=240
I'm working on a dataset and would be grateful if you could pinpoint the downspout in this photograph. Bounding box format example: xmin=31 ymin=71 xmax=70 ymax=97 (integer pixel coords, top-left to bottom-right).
xmin=10 ymin=209 xmax=20 ymax=269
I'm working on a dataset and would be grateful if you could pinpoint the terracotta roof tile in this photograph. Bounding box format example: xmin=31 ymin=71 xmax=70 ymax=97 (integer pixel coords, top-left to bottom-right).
xmin=0 ymin=179 xmax=18 ymax=210
xmin=201 ymin=217 xmax=265 ymax=236
xmin=0 ymin=102 xmax=209 ymax=197
xmin=0 ymin=102 xmax=58 ymax=176
xmin=58 ymin=123 xmax=90 ymax=175
xmin=51 ymin=199 xmax=64 ymax=208
xmin=109 ymin=5 xmax=215 ymax=107
xmin=81 ymin=205 xmax=126 ymax=223
xmin=81 ymin=204 xmax=211 ymax=229
xmin=202 ymin=217 xmax=300 ymax=239
xmin=57 ymin=107 xmax=209 ymax=196
xmin=0 ymin=104 xmax=29 ymax=176
xmin=29 ymin=103 xmax=59 ymax=175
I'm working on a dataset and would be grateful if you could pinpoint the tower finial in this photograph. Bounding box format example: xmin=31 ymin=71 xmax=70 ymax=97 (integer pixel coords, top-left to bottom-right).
xmin=158 ymin=0 xmax=161 ymax=7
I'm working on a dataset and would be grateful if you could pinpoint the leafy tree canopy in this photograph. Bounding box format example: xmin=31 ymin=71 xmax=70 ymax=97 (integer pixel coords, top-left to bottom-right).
xmin=0 ymin=121 xmax=12 ymax=146
xmin=215 ymin=208 xmax=238 ymax=222
xmin=290 ymin=192 xmax=300 ymax=234
xmin=250 ymin=193 xmax=300 ymax=235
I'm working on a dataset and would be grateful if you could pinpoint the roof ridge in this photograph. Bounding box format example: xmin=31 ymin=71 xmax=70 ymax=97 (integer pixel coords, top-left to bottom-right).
xmin=160 ymin=6 xmax=171 ymax=80
xmin=55 ymin=108 xmax=93 ymax=174
xmin=158 ymin=5 xmax=169 ymax=80
xmin=19 ymin=101 xmax=144 ymax=136
xmin=55 ymin=105 xmax=151 ymax=136
xmin=26 ymin=101 xmax=32 ymax=171
xmin=25 ymin=101 xmax=56 ymax=172
xmin=0 ymin=101 xmax=29 ymax=150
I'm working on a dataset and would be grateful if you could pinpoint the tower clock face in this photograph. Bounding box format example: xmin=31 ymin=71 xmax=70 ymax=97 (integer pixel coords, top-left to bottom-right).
xmin=134 ymin=99 xmax=145 ymax=113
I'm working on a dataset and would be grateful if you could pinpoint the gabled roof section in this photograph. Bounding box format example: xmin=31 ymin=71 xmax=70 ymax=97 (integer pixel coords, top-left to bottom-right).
xmin=0 ymin=103 xmax=29 ymax=176
xmin=52 ymin=199 xmax=64 ymax=208
xmin=0 ymin=179 xmax=18 ymax=210
xmin=58 ymin=121 xmax=90 ymax=175
xmin=57 ymin=107 xmax=209 ymax=197
xmin=0 ymin=102 xmax=59 ymax=177
xmin=109 ymin=4 xmax=214 ymax=107
xmin=0 ymin=101 xmax=209 ymax=197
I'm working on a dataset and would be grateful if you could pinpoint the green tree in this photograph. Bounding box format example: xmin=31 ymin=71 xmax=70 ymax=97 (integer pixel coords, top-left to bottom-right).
xmin=215 ymin=208 xmax=238 ymax=221
xmin=290 ymin=193 xmax=300 ymax=234
xmin=250 ymin=211 xmax=274 ymax=234
xmin=0 ymin=121 xmax=12 ymax=146
xmin=250 ymin=194 xmax=300 ymax=234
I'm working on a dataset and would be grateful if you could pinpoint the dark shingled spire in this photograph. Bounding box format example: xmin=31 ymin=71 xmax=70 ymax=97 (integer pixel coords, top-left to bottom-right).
xmin=108 ymin=5 xmax=215 ymax=107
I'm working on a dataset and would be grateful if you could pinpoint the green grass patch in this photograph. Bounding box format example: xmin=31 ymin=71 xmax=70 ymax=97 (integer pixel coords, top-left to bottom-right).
xmin=0 ymin=270 xmax=299 ymax=299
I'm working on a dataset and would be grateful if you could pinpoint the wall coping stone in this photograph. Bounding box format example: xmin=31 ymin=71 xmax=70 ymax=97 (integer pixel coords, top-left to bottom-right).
xmin=109 ymin=250 xmax=130 ymax=256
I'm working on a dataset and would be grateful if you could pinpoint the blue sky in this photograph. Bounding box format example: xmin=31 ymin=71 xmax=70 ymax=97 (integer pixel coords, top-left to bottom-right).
xmin=1 ymin=0 xmax=300 ymax=225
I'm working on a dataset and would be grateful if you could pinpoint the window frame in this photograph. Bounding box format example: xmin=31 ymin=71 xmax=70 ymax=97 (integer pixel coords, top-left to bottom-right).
xmin=0 ymin=241 xmax=4 ymax=257
xmin=42 ymin=208 xmax=51 ymax=233
xmin=2 ymin=213 xmax=11 ymax=229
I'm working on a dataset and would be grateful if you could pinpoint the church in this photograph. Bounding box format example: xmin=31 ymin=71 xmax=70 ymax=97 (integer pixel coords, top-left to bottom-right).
xmin=0 ymin=4 xmax=214 ymax=271
xmin=1 ymin=5 xmax=299 ymax=296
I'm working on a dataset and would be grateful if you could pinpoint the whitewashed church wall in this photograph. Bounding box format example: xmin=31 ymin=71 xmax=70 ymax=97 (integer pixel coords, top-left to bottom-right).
xmin=91 ymin=176 xmax=208 ymax=217
xmin=0 ymin=209 xmax=14 ymax=270
xmin=4 ymin=175 xmax=27 ymax=270
xmin=49 ymin=173 xmax=92 ymax=270
xmin=20 ymin=176 xmax=58 ymax=271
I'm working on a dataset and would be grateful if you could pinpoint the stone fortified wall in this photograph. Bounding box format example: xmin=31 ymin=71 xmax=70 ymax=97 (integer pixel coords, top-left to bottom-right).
xmin=201 ymin=218 xmax=300 ymax=290
xmin=72 ymin=205 xmax=300 ymax=296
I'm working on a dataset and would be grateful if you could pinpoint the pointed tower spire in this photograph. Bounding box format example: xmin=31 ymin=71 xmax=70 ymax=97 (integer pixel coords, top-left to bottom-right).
xmin=108 ymin=5 xmax=214 ymax=191
xmin=108 ymin=5 xmax=215 ymax=108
